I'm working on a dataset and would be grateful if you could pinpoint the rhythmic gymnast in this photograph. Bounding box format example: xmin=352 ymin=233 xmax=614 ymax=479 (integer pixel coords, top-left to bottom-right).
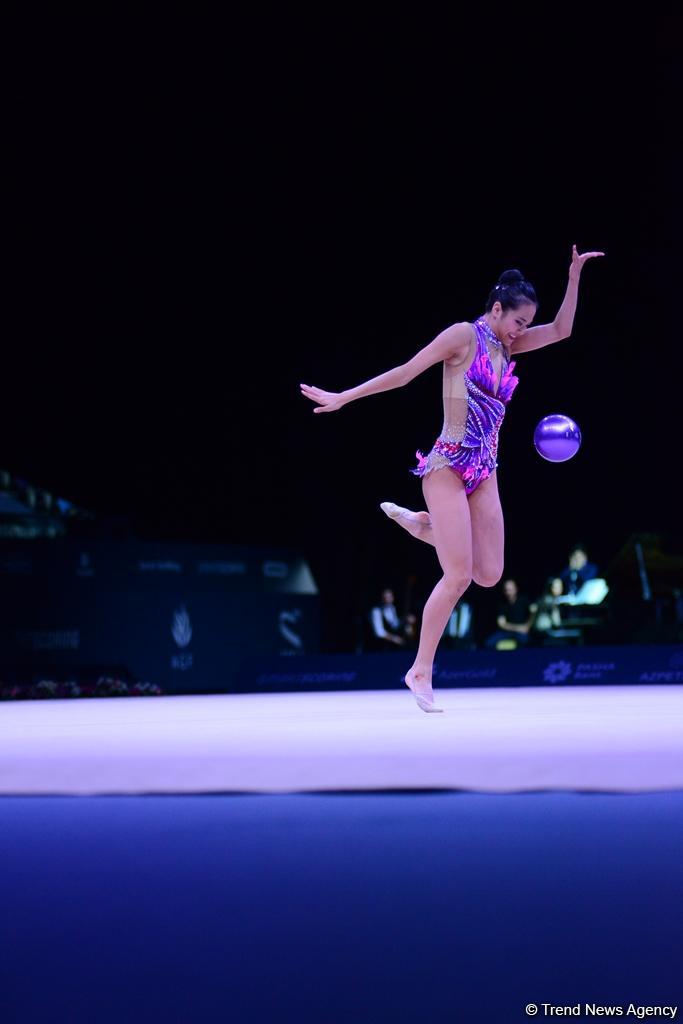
xmin=300 ymin=245 xmax=604 ymax=712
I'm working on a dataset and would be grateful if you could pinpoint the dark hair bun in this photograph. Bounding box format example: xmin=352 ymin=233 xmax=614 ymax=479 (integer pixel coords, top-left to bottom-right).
xmin=484 ymin=267 xmax=538 ymax=314
xmin=497 ymin=269 xmax=526 ymax=287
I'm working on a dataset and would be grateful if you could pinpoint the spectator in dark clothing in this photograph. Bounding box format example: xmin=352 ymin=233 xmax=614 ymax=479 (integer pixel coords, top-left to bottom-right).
xmin=529 ymin=576 xmax=565 ymax=643
xmin=485 ymin=579 xmax=534 ymax=649
xmin=369 ymin=588 xmax=407 ymax=651
xmin=559 ymin=543 xmax=598 ymax=596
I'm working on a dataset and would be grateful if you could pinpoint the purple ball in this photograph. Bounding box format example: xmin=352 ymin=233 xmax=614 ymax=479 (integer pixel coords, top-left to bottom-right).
xmin=534 ymin=414 xmax=582 ymax=462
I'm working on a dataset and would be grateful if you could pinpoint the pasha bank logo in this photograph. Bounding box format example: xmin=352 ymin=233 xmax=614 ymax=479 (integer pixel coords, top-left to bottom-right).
xmin=171 ymin=604 xmax=193 ymax=670
xmin=544 ymin=659 xmax=618 ymax=684
xmin=543 ymin=660 xmax=573 ymax=684
xmin=543 ymin=659 xmax=617 ymax=683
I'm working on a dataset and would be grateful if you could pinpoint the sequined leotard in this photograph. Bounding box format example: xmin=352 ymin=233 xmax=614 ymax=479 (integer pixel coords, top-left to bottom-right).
xmin=410 ymin=317 xmax=519 ymax=494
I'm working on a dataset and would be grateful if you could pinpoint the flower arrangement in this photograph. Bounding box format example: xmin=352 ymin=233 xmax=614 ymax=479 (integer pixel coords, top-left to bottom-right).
xmin=0 ymin=677 xmax=163 ymax=701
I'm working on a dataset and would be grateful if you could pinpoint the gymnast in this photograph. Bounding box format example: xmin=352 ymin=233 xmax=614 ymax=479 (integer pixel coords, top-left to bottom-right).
xmin=300 ymin=246 xmax=604 ymax=712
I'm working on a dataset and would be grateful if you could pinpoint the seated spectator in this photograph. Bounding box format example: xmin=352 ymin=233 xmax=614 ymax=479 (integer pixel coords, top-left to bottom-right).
xmin=485 ymin=579 xmax=534 ymax=649
xmin=369 ymin=587 xmax=407 ymax=651
xmin=530 ymin=576 xmax=565 ymax=643
xmin=559 ymin=543 xmax=598 ymax=596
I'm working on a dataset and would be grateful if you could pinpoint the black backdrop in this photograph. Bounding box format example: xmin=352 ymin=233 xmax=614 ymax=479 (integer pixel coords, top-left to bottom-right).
xmin=5 ymin=12 xmax=681 ymax=652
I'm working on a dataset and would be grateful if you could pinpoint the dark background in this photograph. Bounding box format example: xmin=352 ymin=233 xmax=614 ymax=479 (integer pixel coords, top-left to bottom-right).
xmin=5 ymin=12 xmax=681 ymax=651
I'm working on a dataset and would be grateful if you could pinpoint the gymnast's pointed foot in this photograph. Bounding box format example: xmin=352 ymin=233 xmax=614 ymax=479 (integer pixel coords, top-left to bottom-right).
xmin=380 ymin=502 xmax=431 ymax=538
xmin=404 ymin=665 xmax=443 ymax=714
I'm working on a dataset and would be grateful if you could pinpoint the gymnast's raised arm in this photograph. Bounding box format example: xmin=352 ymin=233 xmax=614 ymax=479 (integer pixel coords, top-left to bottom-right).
xmin=510 ymin=244 xmax=605 ymax=354
xmin=299 ymin=321 xmax=472 ymax=414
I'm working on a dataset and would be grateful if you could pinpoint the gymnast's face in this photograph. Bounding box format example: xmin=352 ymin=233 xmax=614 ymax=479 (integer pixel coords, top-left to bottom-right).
xmin=493 ymin=301 xmax=537 ymax=345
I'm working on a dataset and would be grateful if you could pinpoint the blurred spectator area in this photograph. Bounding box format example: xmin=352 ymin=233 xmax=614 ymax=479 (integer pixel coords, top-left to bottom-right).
xmin=605 ymin=533 xmax=683 ymax=644
xmin=527 ymin=534 xmax=683 ymax=647
xmin=0 ymin=468 xmax=93 ymax=539
xmin=528 ymin=533 xmax=683 ymax=647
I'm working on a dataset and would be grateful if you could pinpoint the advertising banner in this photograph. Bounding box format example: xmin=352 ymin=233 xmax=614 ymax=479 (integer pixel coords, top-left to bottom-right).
xmin=0 ymin=540 xmax=319 ymax=692
xmin=238 ymin=645 xmax=683 ymax=694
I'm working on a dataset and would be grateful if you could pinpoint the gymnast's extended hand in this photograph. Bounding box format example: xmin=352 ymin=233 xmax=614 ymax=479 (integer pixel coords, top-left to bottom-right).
xmin=299 ymin=383 xmax=347 ymax=413
xmin=569 ymin=243 xmax=605 ymax=280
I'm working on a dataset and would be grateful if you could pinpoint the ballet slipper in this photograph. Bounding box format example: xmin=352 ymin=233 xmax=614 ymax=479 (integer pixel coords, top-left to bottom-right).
xmin=380 ymin=501 xmax=403 ymax=519
xmin=404 ymin=670 xmax=444 ymax=714
xmin=380 ymin=502 xmax=430 ymax=524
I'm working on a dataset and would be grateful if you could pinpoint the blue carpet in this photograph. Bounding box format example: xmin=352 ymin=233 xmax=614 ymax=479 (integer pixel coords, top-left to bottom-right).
xmin=1 ymin=793 xmax=681 ymax=1023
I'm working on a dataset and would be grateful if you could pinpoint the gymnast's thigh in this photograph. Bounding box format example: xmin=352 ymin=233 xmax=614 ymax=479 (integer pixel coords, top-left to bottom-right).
xmin=421 ymin=467 xmax=473 ymax=580
xmin=468 ymin=470 xmax=505 ymax=588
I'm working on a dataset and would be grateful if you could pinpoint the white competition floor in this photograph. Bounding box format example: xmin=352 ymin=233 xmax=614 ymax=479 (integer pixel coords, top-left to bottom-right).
xmin=2 ymin=684 xmax=682 ymax=795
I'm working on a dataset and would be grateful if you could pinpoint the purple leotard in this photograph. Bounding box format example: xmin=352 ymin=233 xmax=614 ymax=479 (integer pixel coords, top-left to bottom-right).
xmin=410 ymin=317 xmax=519 ymax=494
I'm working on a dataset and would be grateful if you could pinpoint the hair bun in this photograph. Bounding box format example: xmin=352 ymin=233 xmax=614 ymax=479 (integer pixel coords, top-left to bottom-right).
xmin=486 ymin=268 xmax=538 ymax=313
xmin=497 ymin=269 xmax=526 ymax=288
